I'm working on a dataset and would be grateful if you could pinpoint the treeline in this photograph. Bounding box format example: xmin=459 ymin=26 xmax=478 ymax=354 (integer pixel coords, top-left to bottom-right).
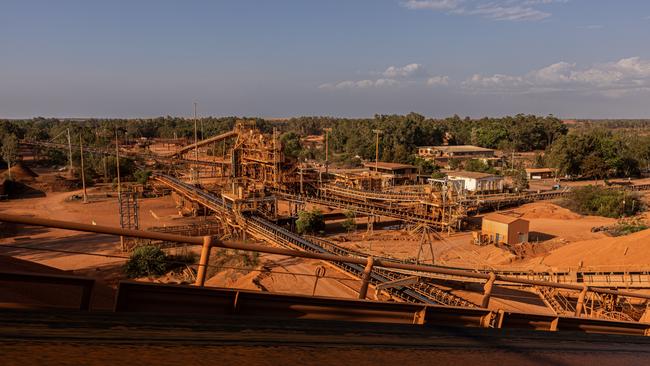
xmin=282 ymin=115 xmax=650 ymax=180
xmin=545 ymin=129 xmax=650 ymax=179
xmin=573 ymin=119 xmax=650 ymax=130
xmin=0 ymin=116 xmax=250 ymax=181
xmin=0 ymin=116 xmax=250 ymax=146
xmin=3 ymin=116 xmax=290 ymax=185
xmin=1 ymin=113 xmax=566 ymax=164
xmin=4 ymin=113 xmax=650 ymax=181
xmin=282 ymin=113 xmax=567 ymax=164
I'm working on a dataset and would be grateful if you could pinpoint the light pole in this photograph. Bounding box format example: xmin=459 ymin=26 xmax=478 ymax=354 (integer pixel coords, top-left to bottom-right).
xmin=372 ymin=129 xmax=383 ymax=173
xmin=323 ymin=127 xmax=332 ymax=174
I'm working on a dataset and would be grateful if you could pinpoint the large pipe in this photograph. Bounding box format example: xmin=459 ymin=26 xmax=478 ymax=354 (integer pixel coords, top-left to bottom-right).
xmin=3 ymin=213 xmax=650 ymax=302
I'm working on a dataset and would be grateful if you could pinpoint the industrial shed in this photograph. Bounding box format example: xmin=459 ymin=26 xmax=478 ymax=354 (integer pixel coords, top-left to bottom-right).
xmin=525 ymin=168 xmax=557 ymax=180
xmin=447 ymin=171 xmax=504 ymax=194
xmin=481 ymin=213 xmax=529 ymax=245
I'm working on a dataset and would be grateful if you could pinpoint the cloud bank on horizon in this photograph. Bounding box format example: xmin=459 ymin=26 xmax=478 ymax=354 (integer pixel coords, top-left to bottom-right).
xmin=318 ymin=63 xmax=449 ymax=90
xmin=320 ymin=57 xmax=650 ymax=98
xmin=400 ymin=0 xmax=568 ymax=21
xmin=2 ymin=0 xmax=650 ymax=119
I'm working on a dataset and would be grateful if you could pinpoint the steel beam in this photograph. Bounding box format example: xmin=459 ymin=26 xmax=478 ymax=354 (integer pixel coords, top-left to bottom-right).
xmin=4 ymin=212 xmax=650 ymax=303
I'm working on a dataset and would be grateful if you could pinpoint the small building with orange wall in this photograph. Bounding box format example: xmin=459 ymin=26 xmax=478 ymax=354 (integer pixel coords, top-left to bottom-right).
xmin=481 ymin=213 xmax=529 ymax=245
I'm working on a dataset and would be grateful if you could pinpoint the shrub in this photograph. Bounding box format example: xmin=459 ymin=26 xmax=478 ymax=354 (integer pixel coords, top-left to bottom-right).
xmin=124 ymin=245 xmax=168 ymax=278
xmin=342 ymin=210 xmax=357 ymax=233
xmin=133 ymin=169 xmax=152 ymax=185
xmin=296 ymin=209 xmax=325 ymax=235
xmin=166 ymin=247 xmax=197 ymax=268
xmin=562 ymin=185 xmax=644 ymax=218
xmin=207 ymin=249 xmax=260 ymax=279
xmin=607 ymin=218 xmax=648 ymax=237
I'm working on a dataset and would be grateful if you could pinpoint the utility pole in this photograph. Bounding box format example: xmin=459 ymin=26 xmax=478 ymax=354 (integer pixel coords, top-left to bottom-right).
xmin=273 ymin=127 xmax=279 ymax=184
xmin=372 ymin=129 xmax=383 ymax=173
xmin=200 ymin=114 xmax=205 ymax=141
xmin=115 ymin=129 xmax=121 ymax=193
xmin=299 ymin=164 xmax=304 ymax=195
xmin=103 ymin=156 xmax=107 ymax=183
xmin=194 ymin=102 xmax=198 ymax=162
xmin=79 ymin=135 xmax=88 ymax=204
xmin=323 ymin=127 xmax=332 ymax=174
xmin=116 ymin=129 xmax=124 ymax=250
xmin=193 ymin=102 xmax=200 ymax=185
xmin=66 ymin=128 xmax=73 ymax=177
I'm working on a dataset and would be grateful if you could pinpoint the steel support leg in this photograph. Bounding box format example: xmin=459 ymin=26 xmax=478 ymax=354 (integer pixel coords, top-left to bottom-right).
xmin=358 ymin=257 xmax=375 ymax=300
xmin=195 ymin=236 xmax=213 ymax=287
xmin=575 ymin=286 xmax=588 ymax=317
xmin=481 ymin=272 xmax=497 ymax=308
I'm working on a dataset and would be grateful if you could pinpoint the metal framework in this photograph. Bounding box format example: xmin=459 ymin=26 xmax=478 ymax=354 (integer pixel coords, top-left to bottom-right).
xmin=118 ymin=190 xmax=139 ymax=232
xmin=16 ymin=123 xmax=650 ymax=322
xmin=3 ymin=212 xmax=650 ymax=325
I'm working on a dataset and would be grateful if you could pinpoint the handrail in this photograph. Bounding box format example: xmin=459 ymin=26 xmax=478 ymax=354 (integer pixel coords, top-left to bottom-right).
xmin=4 ymin=212 xmax=650 ymax=303
xmin=0 ymin=270 xmax=95 ymax=311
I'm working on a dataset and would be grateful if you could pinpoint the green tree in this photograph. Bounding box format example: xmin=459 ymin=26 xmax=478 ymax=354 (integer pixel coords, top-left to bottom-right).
xmin=563 ymin=186 xmax=643 ymax=218
xmin=464 ymin=159 xmax=492 ymax=173
xmin=133 ymin=170 xmax=152 ymax=185
xmin=280 ymin=132 xmax=303 ymax=159
xmin=581 ymin=154 xmax=608 ymax=179
xmin=546 ymin=129 xmax=640 ymax=180
xmin=1 ymin=134 xmax=18 ymax=180
xmin=512 ymin=169 xmax=529 ymax=192
xmin=296 ymin=209 xmax=325 ymax=235
xmin=448 ymin=158 xmax=463 ymax=170
xmin=413 ymin=157 xmax=438 ymax=175
xmin=533 ymin=153 xmax=545 ymax=168
xmin=342 ymin=210 xmax=357 ymax=233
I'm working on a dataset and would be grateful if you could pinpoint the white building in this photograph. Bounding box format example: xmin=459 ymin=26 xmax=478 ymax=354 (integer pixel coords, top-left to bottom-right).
xmin=446 ymin=171 xmax=504 ymax=194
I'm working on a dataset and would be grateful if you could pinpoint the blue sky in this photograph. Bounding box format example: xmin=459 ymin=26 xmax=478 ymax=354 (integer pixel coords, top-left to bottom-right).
xmin=1 ymin=0 xmax=650 ymax=119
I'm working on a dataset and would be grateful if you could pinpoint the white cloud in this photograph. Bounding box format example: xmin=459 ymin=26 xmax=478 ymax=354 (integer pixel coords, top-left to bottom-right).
xmin=382 ymin=63 xmax=429 ymax=78
xmin=400 ymin=0 xmax=567 ymax=22
xmin=577 ymin=24 xmax=603 ymax=30
xmin=401 ymin=0 xmax=460 ymax=10
xmin=319 ymin=78 xmax=399 ymax=90
xmin=427 ymin=76 xmax=450 ymax=86
xmin=462 ymin=57 xmax=650 ymax=96
xmin=320 ymin=63 xmax=449 ymax=90
xmin=469 ymin=4 xmax=550 ymax=21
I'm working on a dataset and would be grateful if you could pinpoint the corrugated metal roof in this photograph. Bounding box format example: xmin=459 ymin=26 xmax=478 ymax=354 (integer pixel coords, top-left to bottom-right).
xmin=483 ymin=213 xmax=527 ymax=225
xmin=525 ymin=168 xmax=556 ymax=173
xmin=447 ymin=171 xmax=500 ymax=179
xmin=363 ymin=162 xmax=416 ymax=170
xmin=419 ymin=145 xmax=494 ymax=153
